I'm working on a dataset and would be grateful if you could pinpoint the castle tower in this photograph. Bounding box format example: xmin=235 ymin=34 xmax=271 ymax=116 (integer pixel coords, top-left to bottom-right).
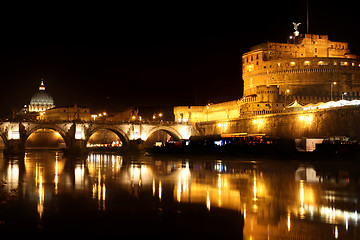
xmin=242 ymin=34 xmax=360 ymax=103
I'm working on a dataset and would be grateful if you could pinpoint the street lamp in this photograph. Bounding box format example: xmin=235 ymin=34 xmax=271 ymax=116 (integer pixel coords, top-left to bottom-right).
xmin=331 ymin=82 xmax=337 ymax=107
xmin=284 ymin=89 xmax=290 ymax=108
xmin=342 ymin=92 xmax=347 ymax=100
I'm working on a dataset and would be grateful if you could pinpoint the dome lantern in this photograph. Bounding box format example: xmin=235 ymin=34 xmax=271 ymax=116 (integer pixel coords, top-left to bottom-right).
xmin=39 ymin=79 xmax=45 ymax=91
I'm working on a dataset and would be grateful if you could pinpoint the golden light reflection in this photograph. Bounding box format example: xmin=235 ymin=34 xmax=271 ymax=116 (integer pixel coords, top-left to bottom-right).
xmin=159 ymin=181 xmax=162 ymax=201
xmin=206 ymin=190 xmax=211 ymax=211
xmin=36 ymin=163 xmax=44 ymax=219
xmin=6 ymin=161 xmax=19 ymax=191
xmin=174 ymin=162 xmax=190 ymax=203
xmin=253 ymin=175 xmax=257 ymax=201
xmin=299 ymin=180 xmax=305 ymax=218
xmin=91 ymin=168 xmax=106 ymax=211
xmin=287 ymin=211 xmax=291 ymax=231
xmin=152 ymin=179 xmax=156 ymax=196
xmin=54 ymin=158 xmax=59 ymax=194
xmin=87 ymin=153 xmax=123 ymax=210
xmin=253 ymin=174 xmax=257 ymax=212
xmin=334 ymin=225 xmax=339 ymax=239
xmin=173 ymin=163 xmax=241 ymax=212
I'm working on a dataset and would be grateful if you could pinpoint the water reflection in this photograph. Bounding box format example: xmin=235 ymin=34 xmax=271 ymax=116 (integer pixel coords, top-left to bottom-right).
xmin=0 ymin=151 xmax=359 ymax=239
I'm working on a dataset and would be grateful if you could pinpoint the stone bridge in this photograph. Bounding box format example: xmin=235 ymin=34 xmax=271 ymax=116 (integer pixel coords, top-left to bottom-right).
xmin=0 ymin=120 xmax=198 ymax=154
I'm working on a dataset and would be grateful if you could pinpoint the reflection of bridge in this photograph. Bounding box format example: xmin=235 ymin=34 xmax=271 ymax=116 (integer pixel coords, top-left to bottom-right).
xmin=0 ymin=121 xmax=198 ymax=154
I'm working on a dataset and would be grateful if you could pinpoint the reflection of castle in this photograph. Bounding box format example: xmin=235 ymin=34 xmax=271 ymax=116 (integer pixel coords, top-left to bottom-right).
xmin=174 ymin=33 xmax=360 ymax=123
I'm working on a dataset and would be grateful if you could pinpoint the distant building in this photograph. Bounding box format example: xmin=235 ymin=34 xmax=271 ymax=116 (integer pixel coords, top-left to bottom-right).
xmin=106 ymin=106 xmax=174 ymax=122
xmin=39 ymin=105 xmax=91 ymax=121
xmin=29 ymin=80 xmax=55 ymax=112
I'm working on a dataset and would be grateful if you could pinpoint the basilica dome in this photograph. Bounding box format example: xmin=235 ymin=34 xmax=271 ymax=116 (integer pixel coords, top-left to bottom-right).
xmin=29 ymin=81 xmax=55 ymax=112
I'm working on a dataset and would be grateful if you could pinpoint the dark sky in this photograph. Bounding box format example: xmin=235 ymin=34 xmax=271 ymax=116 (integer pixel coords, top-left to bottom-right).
xmin=0 ymin=1 xmax=359 ymax=117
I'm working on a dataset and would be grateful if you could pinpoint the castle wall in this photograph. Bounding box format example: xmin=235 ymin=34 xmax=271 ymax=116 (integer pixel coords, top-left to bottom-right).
xmin=243 ymin=57 xmax=360 ymax=98
xmin=196 ymin=106 xmax=360 ymax=140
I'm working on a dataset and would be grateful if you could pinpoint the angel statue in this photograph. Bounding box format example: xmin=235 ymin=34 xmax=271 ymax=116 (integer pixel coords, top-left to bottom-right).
xmin=292 ymin=22 xmax=301 ymax=31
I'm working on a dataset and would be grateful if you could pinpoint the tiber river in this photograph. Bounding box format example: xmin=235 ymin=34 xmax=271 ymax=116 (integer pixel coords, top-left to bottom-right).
xmin=0 ymin=151 xmax=360 ymax=239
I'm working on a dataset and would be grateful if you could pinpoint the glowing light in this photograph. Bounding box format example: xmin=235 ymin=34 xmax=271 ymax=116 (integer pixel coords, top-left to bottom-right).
xmin=8 ymin=123 xmax=20 ymax=140
xmin=158 ymin=181 xmax=162 ymax=201
xmin=298 ymin=114 xmax=313 ymax=124
xmin=287 ymin=211 xmax=291 ymax=231
xmin=55 ymin=159 xmax=59 ymax=194
xmin=36 ymin=164 xmax=44 ymax=219
xmin=299 ymin=180 xmax=305 ymax=219
xmin=152 ymin=179 xmax=156 ymax=196
xmin=206 ymin=190 xmax=211 ymax=211
xmin=179 ymin=126 xmax=191 ymax=139
xmin=334 ymin=225 xmax=339 ymax=239
xmin=75 ymin=124 xmax=85 ymax=140
xmin=253 ymin=175 xmax=257 ymax=201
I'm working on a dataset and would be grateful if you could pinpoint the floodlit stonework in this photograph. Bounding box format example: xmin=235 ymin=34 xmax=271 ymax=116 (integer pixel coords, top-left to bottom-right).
xmin=243 ymin=34 xmax=360 ymax=99
xmin=175 ymin=34 xmax=360 ymax=123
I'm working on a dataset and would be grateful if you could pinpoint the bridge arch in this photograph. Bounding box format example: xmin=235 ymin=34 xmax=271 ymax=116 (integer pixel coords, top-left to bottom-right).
xmin=25 ymin=124 xmax=69 ymax=148
xmin=86 ymin=126 xmax=130 ymax=148
xmin=144 ymin=126 xmax=182 ymax=141
xmin=0 ymin=132 xmax=8 ymax=149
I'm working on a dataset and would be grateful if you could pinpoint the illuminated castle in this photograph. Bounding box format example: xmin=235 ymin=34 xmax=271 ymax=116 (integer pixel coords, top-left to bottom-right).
xmin=242 ymin=34 xmax=360 ymax=99
xmin=174 ymin=32 xmax=360 ymax=123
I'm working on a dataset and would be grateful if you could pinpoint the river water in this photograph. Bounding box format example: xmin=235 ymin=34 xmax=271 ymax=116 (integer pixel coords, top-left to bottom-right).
xmin=0 ymin=151 xmax=360 ymax=239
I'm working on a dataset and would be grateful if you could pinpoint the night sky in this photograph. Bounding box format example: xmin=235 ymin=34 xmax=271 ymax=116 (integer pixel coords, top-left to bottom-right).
xmin=0 ymin=1 xmax=359 ymax=117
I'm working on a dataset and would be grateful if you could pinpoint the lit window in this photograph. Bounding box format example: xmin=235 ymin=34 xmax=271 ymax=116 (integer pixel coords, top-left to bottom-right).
xmin=290 ymin=62 xmax=296 ymax=66
xmin=304 ymin=61 xmax=310 ymax=66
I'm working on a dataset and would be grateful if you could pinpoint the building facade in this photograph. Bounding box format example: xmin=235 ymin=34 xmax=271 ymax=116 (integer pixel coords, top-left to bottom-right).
xmin=174 ymin=33 xmax=360 ymax=123
xmin=39 ymin=105 xmax=91 ymax=121
xmin=242 ymin=34 xmax=360 ymax=100
xmin=174 ymin=85 xmax=285 ymax=122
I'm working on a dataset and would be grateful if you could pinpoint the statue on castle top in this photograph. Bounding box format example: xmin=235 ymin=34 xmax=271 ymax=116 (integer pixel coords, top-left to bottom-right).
xmin=292 ymin=22 xmax=301 ymax=37
xmin=292 ymin=22 xmax=301 ymax=31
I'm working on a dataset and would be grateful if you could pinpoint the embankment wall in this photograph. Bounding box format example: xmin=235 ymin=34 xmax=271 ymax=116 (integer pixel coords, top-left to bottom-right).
xmin=196 ymin=106 xmax=360 ymax=140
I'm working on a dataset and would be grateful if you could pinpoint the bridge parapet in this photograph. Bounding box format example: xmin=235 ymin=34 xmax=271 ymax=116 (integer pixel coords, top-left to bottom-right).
xmin=0 ymin=120 xmax=198 ymax=154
